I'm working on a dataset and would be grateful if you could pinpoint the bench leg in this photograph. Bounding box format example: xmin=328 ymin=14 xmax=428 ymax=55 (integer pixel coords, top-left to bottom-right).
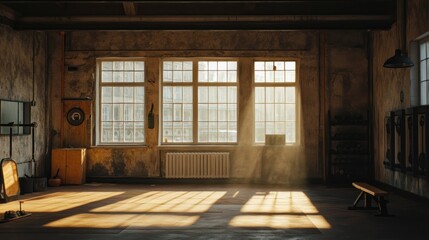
xmin=364 ymin=193 xmax=372 ymax=208
xmin=353 ymin=191 xmax=364 ymax=208
xmin=376 ymin=196 xmax=390 ymax=217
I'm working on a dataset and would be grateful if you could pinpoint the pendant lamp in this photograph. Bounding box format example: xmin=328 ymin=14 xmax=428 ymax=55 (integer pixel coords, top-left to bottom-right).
xmin=383 ymin=0 xmax=414 ymax=68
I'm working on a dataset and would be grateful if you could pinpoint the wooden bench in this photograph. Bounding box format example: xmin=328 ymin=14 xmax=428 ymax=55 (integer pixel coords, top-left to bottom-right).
xmin=348 ymin=182 xmax=391 ymax=217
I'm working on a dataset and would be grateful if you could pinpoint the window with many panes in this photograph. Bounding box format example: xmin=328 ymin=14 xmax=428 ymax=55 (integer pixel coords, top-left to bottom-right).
xmin=97 ymin=59 xmax=145 ymax=145
xmin=254 ymin=60 xmax=297 ymax=144
xmin=420 ymin=37 xmax=429 ymax=105
xmin=162 ymin=59 xmax=238 ymax=144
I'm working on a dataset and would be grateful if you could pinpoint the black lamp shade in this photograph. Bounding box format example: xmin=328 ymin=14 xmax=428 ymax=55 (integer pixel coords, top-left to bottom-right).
xmin=383 ymin=49 xmax=414 ymax=68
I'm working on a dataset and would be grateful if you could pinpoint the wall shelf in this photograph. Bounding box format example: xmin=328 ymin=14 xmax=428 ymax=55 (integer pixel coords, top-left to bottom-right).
xmin=326 ymin=110 xmax=371 ymax=185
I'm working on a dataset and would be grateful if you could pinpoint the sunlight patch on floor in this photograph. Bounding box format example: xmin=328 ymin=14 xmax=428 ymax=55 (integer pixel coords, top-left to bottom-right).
xmin=44 ymin=213 xmax=199 ymax=228
xmin=0 ymin=192 xmax=123 ymax=213
xmin=240 ymin=191 xmax=319 ymax=214
xmin=91 ymin=191 xmax=226 ymax=213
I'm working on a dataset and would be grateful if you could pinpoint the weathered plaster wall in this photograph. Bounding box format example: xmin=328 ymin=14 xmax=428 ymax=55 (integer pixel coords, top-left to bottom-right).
xmin=0 ymin=24 xmax=47 ymax=177
xmin=373 ymin=0 xmax=429 ymax=197
xmin=48 ymin=30 xmax=369 ymax=183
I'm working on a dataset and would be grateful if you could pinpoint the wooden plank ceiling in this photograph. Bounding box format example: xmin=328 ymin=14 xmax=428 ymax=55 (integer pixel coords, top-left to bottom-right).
xmin=0 ymin=0 xmax=396 ymax=30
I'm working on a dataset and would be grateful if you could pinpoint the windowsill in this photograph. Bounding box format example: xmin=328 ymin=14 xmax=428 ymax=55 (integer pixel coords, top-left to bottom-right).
xmin=158 ymin=144 xmax=237 ymax=149
xmin=90 ymin=145 xmax=149 ymax=149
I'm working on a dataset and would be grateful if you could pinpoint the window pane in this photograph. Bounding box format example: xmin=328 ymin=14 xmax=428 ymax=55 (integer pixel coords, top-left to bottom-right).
xmin=102 ymin=61 xmax=113 ymax=70
xmin=164 ymin=61 xmax=173 ymax=70
xmin=286 ymin=87 xmax=296 ymax=103
xmin=254 ymin=61 xmax=297 ymax=144
xmin=124 ymin=122 xmax=134 ymax=142
xmin=102 ymin=71 xmax=112 ymax=82
xmin=198 ymin=122 xmax=208 ymax=142
xmin=209 ymin=104 xmax=217 ymax=121
xmin=199 ymin=104 xmax=208 ymax=121
xmin=183 ymin=71 xmax=192 ymax=82
xmin=183 ymin=122 xmax=193 ymax=142
xmin=285 ymin=71 xmax=296 ymax=82
xmin=255 ymin=61 xmax=265 ymax=70
xmin=113 ymin=104 xmax=124 ymax=121
xmin=135 ymin=87 xmax=144 ymax=102
xmin=163 ymin=104 xmax=173 ymax=121
xmin=218 ymin=104 xmax=227 ymax=121
xmin=228 ymin=104 xmax=237 ymax=122
xmin=102 ymin=104 xmax=112 ymax=121
xmin=135 ymin=104 xmax=144 ymax=121
xmin=421 ymin=43 xmax=426 ymax=60
xmin=209 ymin=122 xmax=218 ymax=142
xmin=266 ymin=87 xmax=274 ymax=103
xmin=199 ymin=87 xmax=208 ymax=103
xmin=275 ymin=104 xmax=285 ymax=121
xmin=266 ymin=104 xmax=274 ymax=121
xmin=421 ymin=61 xmax=427 ymax=81
xmin=199 ymin=61 xmax=208 ymax=71
xmin=255 ymin=87 xmax=265 ymax=103
xmin=218 ymin=122 xmax=227 ymax=142
xmin=255 ymin=104 xmax=265 ymax=121
xmin=228 ymin=71 xmax=237 ymax=82
xmin=124 ymin=104 xmax=134 ymax=121
xmin=228 ymin=61 xmax=237 ymax=70
xmin=134 ymin=71 xmax=144 ymax=82
xmin=113 ymin=122 xmax=124 ymax=142
xmin=113 ymin=61 xmax=123 ymax=70
xmin=183 ymin=61 xmax=192 ymax=70
xmin=255 ymin=122 xmax=265 ymax=143
xmin=163 ymin=87 xmax=173 ymax=103
xmin=99 ymin=60 xmax=145 ymax=144
xmin=228 ymin=122 xmax=237 ymax=142
xmin=286 ymin=122 xmax=296 ymax=143
xmin=183 ymin=87 xmax=192 ymax=103
xmin=275 ymin=87 xmax=285 ymax=103
xmin=135 ymin=122 xmax=144 ymax=142
xmin=113 ymin=72 xmax=122 ymax=82
xmin=102 ymin=87 xmax=113 ymax=103
xmin=255 ymin=71 xmax=265 ymax=82
xmin=113 ymin=87 xmax=123 ymax=103
xmin=218 ymin=87 xmax=227 ymax=103
xmin=228 ymin=87 xmax=237 ymax=103
xmin=174 ymin=104 xmax=182 ymax=121
xmin=209 ymin=87 xmax=218 ymax=103
xmin=422 ymin=81 xmax=428 ymax=105
xmin=135 ymin=61 xmax=144 ymax=70
xmin=124 ymin=87 xmax=133 ymax=103
xmin=124 ymin=71 xmax=133 ymax=82
xmin=173 ymin=122 xmax=183 ymax=142
xmin=285 ymin=61 xmax=296 ymax=70
xmin=183 ymin=104 xmax=193 ymax=121
xmin=101 ymin=122 xmax=113 ymax=142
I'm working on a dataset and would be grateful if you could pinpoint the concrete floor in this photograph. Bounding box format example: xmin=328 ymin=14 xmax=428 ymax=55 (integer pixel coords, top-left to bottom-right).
xmin=0 ymin=183 xmax=428 ymax=240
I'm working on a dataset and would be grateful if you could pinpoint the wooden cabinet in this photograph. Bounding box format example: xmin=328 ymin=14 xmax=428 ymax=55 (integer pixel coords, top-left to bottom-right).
xmin=51 ymin=148 xmax=86 ymax=185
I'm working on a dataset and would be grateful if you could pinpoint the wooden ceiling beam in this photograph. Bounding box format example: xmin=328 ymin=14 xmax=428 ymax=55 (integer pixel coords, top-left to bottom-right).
xmin=122 ymin=2 xmax=136 ymax=16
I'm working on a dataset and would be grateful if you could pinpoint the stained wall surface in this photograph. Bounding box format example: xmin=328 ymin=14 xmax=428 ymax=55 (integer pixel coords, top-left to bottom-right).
xmin=47 ymin=30 xmax=370 ymax=184
xmin=0 ymin=24 xmax=47 ymax=177
xmin=373 ymin=0 xmax=429 ymax=197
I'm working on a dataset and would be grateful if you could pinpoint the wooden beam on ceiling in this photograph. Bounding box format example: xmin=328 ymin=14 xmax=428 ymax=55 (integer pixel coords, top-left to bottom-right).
xmin=122 ymin=2 xmax=136 ymax=16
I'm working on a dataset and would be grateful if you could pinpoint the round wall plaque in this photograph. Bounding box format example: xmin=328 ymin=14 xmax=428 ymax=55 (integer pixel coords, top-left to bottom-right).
xmin=67 ymin=107 xmax=85 ymax=126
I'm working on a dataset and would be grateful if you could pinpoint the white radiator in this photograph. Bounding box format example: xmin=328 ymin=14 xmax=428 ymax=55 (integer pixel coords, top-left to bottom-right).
xmin=165 ymin=152 xmax=230 ymax=179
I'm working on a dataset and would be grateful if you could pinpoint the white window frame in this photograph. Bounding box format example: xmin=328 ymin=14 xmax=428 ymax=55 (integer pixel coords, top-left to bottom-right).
xmin=96 ymin=58 xmax=146 ymax=146
xmin=253 ymin=59 xmax=299 ymax=145
xmin=161 ymin=58 xmax=239 ymax=145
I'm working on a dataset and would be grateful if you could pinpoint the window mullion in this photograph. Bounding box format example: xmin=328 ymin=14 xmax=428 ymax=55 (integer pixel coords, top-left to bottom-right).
xmin=193 ymin=60 xmax=198 ymax=144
